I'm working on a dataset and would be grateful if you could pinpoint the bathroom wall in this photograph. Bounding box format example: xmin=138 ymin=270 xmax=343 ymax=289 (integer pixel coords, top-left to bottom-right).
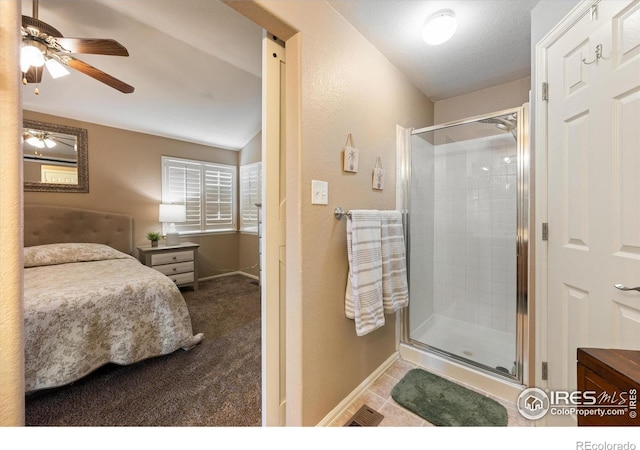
xmin=434 ymin=77 xmax=531 ymax=125
xmin=226 ymin=0 xmax=435 ymax=425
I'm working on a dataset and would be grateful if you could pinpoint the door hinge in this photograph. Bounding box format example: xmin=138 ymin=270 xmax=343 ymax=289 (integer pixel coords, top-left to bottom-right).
xmin=542 ymin=222 xmax=549 ymax=241
xmin=542 ymin=361 xmax=548 ymax=380
xmin=541 ymin=82 xmax=549 ymax=101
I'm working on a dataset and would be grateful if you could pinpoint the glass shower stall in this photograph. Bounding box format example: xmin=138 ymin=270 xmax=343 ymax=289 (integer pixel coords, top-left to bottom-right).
xmin=403 ymin=105 xmax=530 ymax=385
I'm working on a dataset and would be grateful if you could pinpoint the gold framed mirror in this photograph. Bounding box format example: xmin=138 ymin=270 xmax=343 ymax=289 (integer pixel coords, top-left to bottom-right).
xmin=23 ymin=120 xmax=88 ymax=193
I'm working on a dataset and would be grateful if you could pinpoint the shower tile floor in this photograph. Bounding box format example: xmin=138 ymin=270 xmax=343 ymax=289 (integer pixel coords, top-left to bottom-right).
xmin=328 ymin=358 xmax=533 ymax=427
xmin=412 ymin=314 xmax=517 ymax=374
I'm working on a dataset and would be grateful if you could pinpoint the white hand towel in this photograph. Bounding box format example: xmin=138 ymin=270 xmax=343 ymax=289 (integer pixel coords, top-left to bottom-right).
xmin=380 ymin=210 xmax=409 ymax=313
xmin=345 ymin=210 xmax=385 ymax=336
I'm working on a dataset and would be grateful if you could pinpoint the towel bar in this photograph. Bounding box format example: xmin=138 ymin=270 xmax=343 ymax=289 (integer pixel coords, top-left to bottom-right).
xmin=334 ymin=207 xmax=352 ymax=220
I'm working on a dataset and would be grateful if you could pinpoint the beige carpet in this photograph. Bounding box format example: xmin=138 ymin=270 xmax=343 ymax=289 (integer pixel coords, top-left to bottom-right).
xmin=25 ymin=274 xmax=261 ymax=426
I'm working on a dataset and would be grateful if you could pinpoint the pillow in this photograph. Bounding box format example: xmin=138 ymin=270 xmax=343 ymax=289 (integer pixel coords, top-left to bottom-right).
xmin=24 ymin=243 xmax=132 ymax=268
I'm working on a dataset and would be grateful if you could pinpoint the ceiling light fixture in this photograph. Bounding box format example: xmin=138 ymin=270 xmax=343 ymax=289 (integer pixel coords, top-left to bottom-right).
xmin=43 ymin=137 xmax=56 ymax=148
xmin=20 ymin=38 xmax=70 ymax=94
xmin=26 ymin=136 xmax=45 ymax=148
xmin=422 ymin=9 xmax=457 ymax=45
xmin=45 ymin=58 xmax=70 ymax=79
xmin=24 ymin=131 xmax=57 ymax=149
xmin=20 ymin=41 xmax=46 ymax=71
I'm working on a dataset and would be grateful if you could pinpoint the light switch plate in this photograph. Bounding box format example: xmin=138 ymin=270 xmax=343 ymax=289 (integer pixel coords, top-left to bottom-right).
xmin=311 ymin=180 xmax=329 ymax=205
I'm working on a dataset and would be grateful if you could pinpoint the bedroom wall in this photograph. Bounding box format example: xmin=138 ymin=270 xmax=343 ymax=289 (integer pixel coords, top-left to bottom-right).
xmin=227 ymin=0 xmax=435 ymax=425
xmin=238 ymin=131 xmax=261 ymax=278
xmin=22 ymin=110 xmax=243 ymax=280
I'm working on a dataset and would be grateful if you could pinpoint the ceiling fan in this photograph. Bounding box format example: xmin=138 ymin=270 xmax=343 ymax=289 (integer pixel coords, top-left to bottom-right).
xmin=23 ymin=128 xmax=76 ymax=150
xmin=21 ymin=0 xmax=134 ymax=94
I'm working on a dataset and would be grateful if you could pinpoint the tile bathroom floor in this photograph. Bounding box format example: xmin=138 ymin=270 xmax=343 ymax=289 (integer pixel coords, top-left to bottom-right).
xmin=329 ymin=357 xmax=533 ymax=427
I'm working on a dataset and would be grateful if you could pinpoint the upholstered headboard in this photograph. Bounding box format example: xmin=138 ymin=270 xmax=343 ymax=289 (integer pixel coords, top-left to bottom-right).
xmin=24 ymin=205 xmax=133 ymax=255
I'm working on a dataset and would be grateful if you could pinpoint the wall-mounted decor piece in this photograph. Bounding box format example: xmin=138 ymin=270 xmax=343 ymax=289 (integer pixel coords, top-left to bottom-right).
xmin=23 ymin=119 xmax=88 ymax=193
xmin=343 ymin=133 xmax=359 ymax=173
xmin=372 ymin=156 xmax=385 ymax=190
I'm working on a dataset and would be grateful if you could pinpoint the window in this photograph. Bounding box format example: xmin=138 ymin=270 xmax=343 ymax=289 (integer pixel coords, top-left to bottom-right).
xmin=162 ymin=156 xmax=237 ymax=234
xmin=239 ymin=162 xmax=262 ymax=233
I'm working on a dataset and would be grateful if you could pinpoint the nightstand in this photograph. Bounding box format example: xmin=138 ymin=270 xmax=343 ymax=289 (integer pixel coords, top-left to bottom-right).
xmin=137 ymin=242 xmax=199 ymax=291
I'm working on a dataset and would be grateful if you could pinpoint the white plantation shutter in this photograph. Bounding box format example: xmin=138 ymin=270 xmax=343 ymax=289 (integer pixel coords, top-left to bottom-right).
xmin=162 ymin=157 xmax=236 ymax=233
xmin=239 ymin=162 xmax=261 ymax=232
xmin=204 ymin=165 xmax=234 ymax=229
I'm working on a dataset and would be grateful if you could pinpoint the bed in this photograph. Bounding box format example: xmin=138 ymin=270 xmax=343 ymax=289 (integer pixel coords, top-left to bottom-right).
xmin=24 ymin=205 xmax=204 ymax=393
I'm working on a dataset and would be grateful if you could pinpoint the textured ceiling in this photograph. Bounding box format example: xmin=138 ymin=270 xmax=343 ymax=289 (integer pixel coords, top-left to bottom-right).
xmin=21 ymin=0 xmax=263 ymax=150
xmin=21 ymin=0 xmax=539 ymax=150
xmin=328 ymin=0 xmax=539 ymax=101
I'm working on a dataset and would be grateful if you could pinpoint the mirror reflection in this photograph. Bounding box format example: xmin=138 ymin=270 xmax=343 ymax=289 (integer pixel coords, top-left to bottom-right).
xmin=23 ymin=120 xmax=88 ymax=193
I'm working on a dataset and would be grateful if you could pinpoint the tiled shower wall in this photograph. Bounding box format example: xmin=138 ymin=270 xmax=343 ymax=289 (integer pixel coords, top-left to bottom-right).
xmin=432 ymin=134 xmax=517 ymax=334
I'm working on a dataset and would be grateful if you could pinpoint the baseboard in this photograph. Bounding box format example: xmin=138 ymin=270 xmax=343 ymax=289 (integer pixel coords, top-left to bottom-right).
xmin=399 ymin=343 xmax=525 ymax=404
xmin=316 ymin=351 xmax=399 ymax=427
xmin=237 ymin=271 xmax=259 ymax=280
xmin=199 ymin=271 xmax=259 ymax=282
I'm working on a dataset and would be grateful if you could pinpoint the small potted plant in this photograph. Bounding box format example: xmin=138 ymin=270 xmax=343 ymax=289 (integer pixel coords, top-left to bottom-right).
xmin=146 ymin=231 xmax=161 ymax=247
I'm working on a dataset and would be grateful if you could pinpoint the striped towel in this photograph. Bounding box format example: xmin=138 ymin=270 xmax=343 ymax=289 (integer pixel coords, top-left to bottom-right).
xmin=345 ymin=210 xmax=385 ymax=336
xmin=380 ymin=210 xmax=409 ymax=313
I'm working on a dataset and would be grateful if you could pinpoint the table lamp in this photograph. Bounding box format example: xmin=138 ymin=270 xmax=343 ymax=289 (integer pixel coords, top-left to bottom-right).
xmin=159 ymin=203 xmax=186 ymax=246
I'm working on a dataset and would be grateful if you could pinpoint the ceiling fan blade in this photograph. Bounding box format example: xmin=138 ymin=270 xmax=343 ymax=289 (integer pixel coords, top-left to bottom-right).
xmin=23 ymin=65 xmax=43 ymax=84
xmin=55 ymin=38 xmax=129 ymax=56
xmin=66 ymin=57 xmax=134 ymax=94
xmin=51 ymin=137 xmax=76 ymax=149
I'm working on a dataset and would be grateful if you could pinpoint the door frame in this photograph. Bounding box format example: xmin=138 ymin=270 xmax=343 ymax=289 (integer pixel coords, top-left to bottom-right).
xmin=534 ymin=0 xmax=599 ymax=404
xmin=223 ymin=1 xmax=302 ymax=426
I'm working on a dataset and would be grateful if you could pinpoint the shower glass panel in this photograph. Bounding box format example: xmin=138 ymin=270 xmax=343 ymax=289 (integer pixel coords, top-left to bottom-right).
xmin=408 ymin=108 xmax=524 ymax=381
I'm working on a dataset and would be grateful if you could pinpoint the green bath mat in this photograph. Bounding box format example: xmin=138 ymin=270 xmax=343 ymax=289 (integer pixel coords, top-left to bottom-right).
xmin=391 ymin=368 xmax=508 ymax=426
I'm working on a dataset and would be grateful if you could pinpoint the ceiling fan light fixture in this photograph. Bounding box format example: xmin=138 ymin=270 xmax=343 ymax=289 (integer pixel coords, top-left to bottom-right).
xmin=20 ymin=41 xmax=45 ymax=71
xmin=26 ymin=136 xmax=45 ymax=148
xmin=45 ymin=58 xmax=70 ymax=79
xmin=43 ymin=137 xmax=57 ymax=148
xmin=422 ymin=9 xmax=457 ymax=45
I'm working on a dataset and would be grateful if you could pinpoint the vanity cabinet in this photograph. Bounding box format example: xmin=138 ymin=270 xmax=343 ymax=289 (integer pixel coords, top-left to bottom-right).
xmin=577 ymin=348 xmax=640 ymax=426
xmin=137 ymin=242 xmax=199 ymax=291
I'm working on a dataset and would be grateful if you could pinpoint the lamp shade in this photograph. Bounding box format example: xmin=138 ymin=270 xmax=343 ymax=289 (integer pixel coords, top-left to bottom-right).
xmin=45 ymin=58 xmax=70 ymax=79
xmin=159 ymin=204 xmax=186 ymax=223
xmin=20 ymin=43 xmax=45 ymax=71
xmin=26 ymin=136 xmax=45 ymax=148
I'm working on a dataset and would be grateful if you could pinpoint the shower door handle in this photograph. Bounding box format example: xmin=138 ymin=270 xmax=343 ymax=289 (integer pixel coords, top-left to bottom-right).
xmin=614 ymin=284 xmax=640 ymax=292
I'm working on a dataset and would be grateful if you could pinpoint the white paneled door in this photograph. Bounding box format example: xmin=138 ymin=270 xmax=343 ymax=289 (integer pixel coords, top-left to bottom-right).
xmin=546 ymin=0 xmax=640 ymax=426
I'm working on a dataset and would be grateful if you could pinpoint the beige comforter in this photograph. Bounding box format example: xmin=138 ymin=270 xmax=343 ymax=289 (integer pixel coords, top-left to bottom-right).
xmin=24 ymin=243 xmax=203 ymax=392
